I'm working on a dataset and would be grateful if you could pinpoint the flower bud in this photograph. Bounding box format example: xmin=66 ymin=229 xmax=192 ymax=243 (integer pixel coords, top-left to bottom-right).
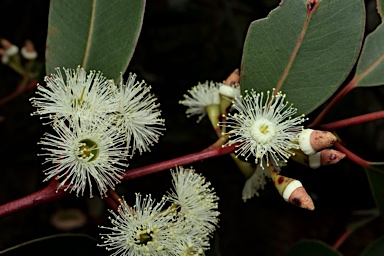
xmin=219 ymin=69 xmax=240 ymax=115
xmin=309 ymin=149 xmax=346 ymax=169
xmin=299 ymin=129 xmax=336 ymax=155
xmin=0 ymin=49 xmax=9 ymax=64
xmin=1 ymin=38 xmax=19 ymax=56
xmin=206 ymin=104 xmax=221 ymax=129
xmin=21 ymin=40 xmax=38 ymax=60
xmin=224 ymin=68 xmax=240 ymax=86
xmin=270 ymin=169 xmax=314 ymax=210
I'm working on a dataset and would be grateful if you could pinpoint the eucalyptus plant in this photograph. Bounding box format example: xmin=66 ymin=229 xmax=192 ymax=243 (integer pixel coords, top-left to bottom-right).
xmin=1 ymin=0 xmax=384 ymax=255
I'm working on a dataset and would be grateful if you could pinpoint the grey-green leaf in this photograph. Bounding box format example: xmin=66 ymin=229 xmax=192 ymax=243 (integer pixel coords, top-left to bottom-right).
xmin=286 ymin=240 xmax=342 ymax=256
xmin=364 ymin=164 xmax=384 ymax=216
xmin=355 ymin=23 xmax=384 ymax=87
xmin=46 ymin=0 xmax=145 ymax=82
xmin=377 ymin=0 xmax=384 ymax=18
xmin=361 ymin=236 xmax=384 ymax=256
xmin=241 ymin=0 xmax=365 ymax=114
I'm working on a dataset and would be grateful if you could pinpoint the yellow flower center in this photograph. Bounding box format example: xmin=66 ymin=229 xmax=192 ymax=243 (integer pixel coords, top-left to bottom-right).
xmin=250 ymin=118 xmax=276 ymax=144
xmin=77 ymin=139 xmax=99 ymax=162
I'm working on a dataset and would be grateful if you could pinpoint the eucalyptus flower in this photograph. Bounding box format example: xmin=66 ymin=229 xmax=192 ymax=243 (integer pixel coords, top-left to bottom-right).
xmin=222 ymin=90 xmax=306 ymax=168
xmin=38 ymin=118 xmax=127 ymax=197
xmin=99 ymin=167 xmax=218 ymax=256
xmin=30 ymin=66 xmax=116 ymax=122
xmin=241 ymin=163 xmax=269 ymax=201
xmin=166 ymin=167 xmax=220 ymax=234
xmin=99 ymin=194 xmax=177 ymax=256
xmin=241 ymin=161 xmax=285 ymax=201
xmin=172 ymin=234 xmax=207 ymax=256
xmin=179 ymin=81 xmax=221 ymax=123
xmin=114 ymin=73 xmax=165 ymax=155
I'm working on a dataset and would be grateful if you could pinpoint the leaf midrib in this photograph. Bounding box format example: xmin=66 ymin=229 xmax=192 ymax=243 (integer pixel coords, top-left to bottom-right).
xmin=82 ymin=0 xmax=97 ymax=68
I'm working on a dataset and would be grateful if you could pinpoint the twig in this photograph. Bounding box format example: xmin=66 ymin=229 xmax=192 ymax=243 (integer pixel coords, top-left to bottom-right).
xmin=0 ymin=80 xmax=38 ymax=105
xmin=333 ymin=142 xmax=369 ymax=167
xmin=0 ymin=144 xmax=236 ymax=218
xmin=319 ymin=110 xmax=384 ymax=130
xmin=0 ymin=179 xmax=69 ymax=218
xmin=308 ymin=80 xmax=357 ymax=128
xmin=122 ymin=144 xmax=236 ymax=180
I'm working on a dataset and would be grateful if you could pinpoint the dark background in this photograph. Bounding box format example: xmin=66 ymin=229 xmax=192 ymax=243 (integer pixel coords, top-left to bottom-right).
xmin=0 ymin=0 xmax=384 ymax=255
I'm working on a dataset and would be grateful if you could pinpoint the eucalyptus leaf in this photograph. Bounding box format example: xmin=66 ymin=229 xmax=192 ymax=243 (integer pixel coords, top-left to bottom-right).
xmin=46 ymin=0 xmax=145 ymax=82
xmin=355 ymin=23 xmax=384 ymax=87
xmin=346 ymin=212 xmax=378 ymax=232
xmin=361 ymin=236 xmax=384 ymax=256
xmin=377 ymin=0 xmax=384 ymax=18
xmin=286 ymin=239 xmax=342 ymax=256
xmin=364 ymin=164 xmax=384 ymax=216
xmin=241 ymin=0 xmax=365 ymax=114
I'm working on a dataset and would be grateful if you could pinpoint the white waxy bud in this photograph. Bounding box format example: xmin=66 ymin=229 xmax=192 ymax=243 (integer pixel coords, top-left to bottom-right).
xmin=219 ymin=84 xmax=239 ymax=98
xmin=21 ymin=47 xmax=38 ymax=60
xmin=282 ymin=180 xmax=302 ymax=201
xmin=309 ymin=152 xmax=321 ymax=169
xmin=1 ymin=54 xmax=9 ymax=64
xmin=299 ymin=129 xmax=316 ymax=155
xmin=4 ymin=44 xmax=19 ymax=56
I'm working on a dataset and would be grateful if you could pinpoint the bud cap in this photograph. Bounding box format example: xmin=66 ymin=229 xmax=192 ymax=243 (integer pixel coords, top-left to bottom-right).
xmin=309 ymin=152 xmax=321 ymax=169
xmin=299 ymin=129 xmax=316 ymax=155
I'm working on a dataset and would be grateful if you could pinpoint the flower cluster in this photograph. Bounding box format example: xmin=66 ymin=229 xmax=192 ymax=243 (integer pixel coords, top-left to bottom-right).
xmin=31 ymin=66 xmax=165 ymax=197
xmin=180 ymin=77 xmax=344 ymax=207
xmin=99 ymin=167 xmax=220 ymax=256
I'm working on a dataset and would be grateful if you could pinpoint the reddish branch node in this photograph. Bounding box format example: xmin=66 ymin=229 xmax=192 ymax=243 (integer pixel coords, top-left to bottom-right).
xmin=307 ymin=0 xmax=320 ymax=13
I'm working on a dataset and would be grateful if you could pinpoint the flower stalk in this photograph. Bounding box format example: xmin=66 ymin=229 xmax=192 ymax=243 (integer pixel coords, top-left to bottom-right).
xmin=333 ymin=141 xmax=370 ymax=167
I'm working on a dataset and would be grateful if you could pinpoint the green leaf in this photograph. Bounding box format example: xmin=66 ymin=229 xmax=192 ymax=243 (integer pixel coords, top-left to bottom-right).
xmin=346 ymin=210 xmax=378 ymax=232
xmin=361 ymin=236 xmax=384 ymax=256
xmin=241 ymin=0 xmax=365 ymax=114
xmin=377 ymin=0 xmax=384 ymax=18
xmin=286 ymin=240 xmax=342 ymax=256
xmin=0 ymin=234 xmax=106 ymax=256
xmin=355 ymin=23 xmax=384 ymax=87
xmin=364 ymin=164 xmax=384 ymax=216
xmin=46 ymin=0 xmax=145 ymax=82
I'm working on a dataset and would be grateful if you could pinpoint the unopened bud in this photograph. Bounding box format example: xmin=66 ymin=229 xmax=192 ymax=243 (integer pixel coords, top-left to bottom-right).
xmin=1 ymin=39 xmax=19 ymax=56
xmin=206 ymin=104 xmax=221 ymax=129
xmin=219 ymin=83 xmax=240 ymax=98
xmin=0 ymin=49 xmax=9 ymax=64
xmin=309 ymin=149 xmax=346 ymax=169
xmin=21 ymin=40 xmax=38 ymax=60
xmin=224 ymin=68 xmax=240 ymax=86
xmin=219 ymin=69 xmax=240 ymax=115
xmin=270 ymin=169 xmax=314 ymax=210
xmin=299 ymin=129 xmax=336 ymax=155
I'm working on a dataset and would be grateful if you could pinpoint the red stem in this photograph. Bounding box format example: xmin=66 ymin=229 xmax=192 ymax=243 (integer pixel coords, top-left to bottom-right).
xmin=0 ymin=80 xmax=38 ymax=105
xmin=333 ymin=142 xmax=369 ymax=167
xmin=122 ymin=144 xmax=236 ymax=180
xmin=332 ymin=229 xmax=353 ymax=250
xmin=319 ymin=110 xmax=384 ymax=130
xmin=0 ymin=144 xmax=236 ymax=218
xmin=0 ymin=179 xmax=69 ymax=218
xmin=308 ymin=80 xmax=356 ymax=128
xmin=103 ymin=196 xmax=119 ymax=212
xmin=106 ymin=189 xmax=123 ymax=209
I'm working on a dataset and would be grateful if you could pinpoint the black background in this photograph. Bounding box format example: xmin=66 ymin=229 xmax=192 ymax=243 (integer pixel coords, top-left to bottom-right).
xmin=0 ymin=0 xmax=384 ymax=255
